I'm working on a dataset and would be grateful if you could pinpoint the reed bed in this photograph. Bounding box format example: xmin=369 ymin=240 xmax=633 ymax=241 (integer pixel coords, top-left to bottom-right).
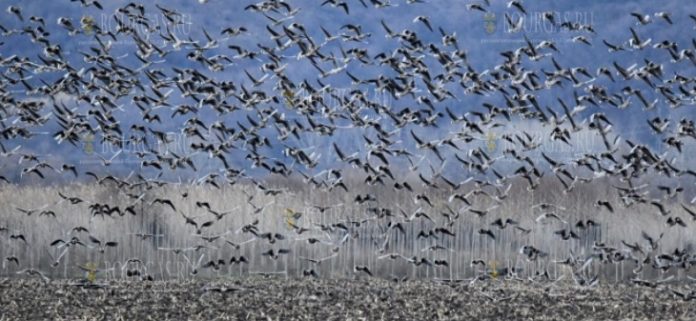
xmin=0 ymin=175 xmax=691 ymax=282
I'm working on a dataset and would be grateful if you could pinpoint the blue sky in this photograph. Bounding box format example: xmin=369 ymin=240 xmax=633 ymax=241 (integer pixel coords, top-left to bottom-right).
xmin=1 ymin=0 xmax=694 ymax=183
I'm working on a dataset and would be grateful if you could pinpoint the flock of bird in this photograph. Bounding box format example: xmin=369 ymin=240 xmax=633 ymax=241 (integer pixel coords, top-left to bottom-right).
xmin=1 ymin=0 xmax=696 ymax=290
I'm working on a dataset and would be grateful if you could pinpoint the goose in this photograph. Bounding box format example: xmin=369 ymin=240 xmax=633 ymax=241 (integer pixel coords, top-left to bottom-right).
xmin=413 ymin=16 xmax=433 ymax=32
xmin=321 ymin=0 xmax=349 ymax=14
xmin=628 ymin=27 xmax=651 ymax=49
xmin=507 ymin=0 xmax=526 ymax=15
xmin=16 ymin=268 xmax=50 ymax=282
xmin=6 ymin=5 xmax=22 ymax=21
xmin=630 ymin=12 xmax=651 ymax=25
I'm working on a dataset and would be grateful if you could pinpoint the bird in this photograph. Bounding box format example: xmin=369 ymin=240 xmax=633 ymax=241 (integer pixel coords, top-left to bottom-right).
xmin=554 ymin=228 xmax=580 ymax=240
xmin=261 ymin=248 xmax=291 ymax=260
xmin=572 ymin=36 xmax=591 ymax=46
xmin=88 ymin=235 xmax=118 ymax=253
xmin=229 ymin=256 xmax=249 ymax=265
xmin=299 ymin=253 xmax=338 ymax=265
xmin=491 ymin=218 xmax=518 ymax=229
xmin=672 ymin=289 xmax=696 ymax=301
xmin=71 ymin=0 xmax=103 ymax=9
xmin=666 ymin=216 xmax=686 ymax=228
xmin=602 ymin=39 xmax=624 ymax=52
xmin=413 ymin=16 xmax=433 ymax=32
xmin=9 ymin=234 xmax=27 ymax=244
xmin=57 ymin=17 xmax=78 ymax=34
xmin=45 ymin=248 xmax=70 ymax=267
xmin=181 ymin=253 xmax=206 ymax=275
xmin=575 ymin=219 xmax=599 ymax=230
xmin=477 ymin=229 xmax=496 ymax=240
xmin=221 ymin=26 xmax=248 ymax=37
xmin=321 ymin=0 xmax=350 ymax=14
xmin=6 ymin=6 xmax=23 ymax=21
xmin=630 ymin=12 xmax=651 ymax=25
xmin=520 ymin=245 xmax=547 ymax=261
xmin=536 ymin=212 xmax=567 ymax=224
xmin=594 ymin=200 xmax=614 ymax=213
xmin=649 ymin=200 xmax=671 ymax=216
xmin=507 ymin=0 xmax=526 ymax=15
xmin=16 ymin=268 xmax=50 ymax=282
xmin=469 ymin=205 xmax=499 ymax=217
xmin=354 ymin=265 xmax=372 ymax=276
xmin=466 ymin=3 xmax=486 ymax=12
xmin=151 ymin=198 xmax=176 ymax=212
xmin=531 ymin=203 xmax=566 ymax=211
xmin=202 ymin=259 xmax=226 ymax=271
xmin=628 ymin=27 xmax=651 ymax=49
xmin=505 ymin=13 xmax=524 ymax=33
xmin=655 ymin=12 xmax=672 ymax=24
xmin=5 ymin=256 xmax=19 ymax=266
xmin=681 ymin=204 xmax=696 ymax=220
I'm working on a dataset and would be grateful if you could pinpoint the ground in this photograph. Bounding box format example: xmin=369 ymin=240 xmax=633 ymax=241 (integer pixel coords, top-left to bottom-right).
xmin=0 ymin=277 xmax=693 ymax=320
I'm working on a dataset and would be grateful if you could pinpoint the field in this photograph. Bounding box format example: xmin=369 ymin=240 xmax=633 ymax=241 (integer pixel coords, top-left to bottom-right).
xmin=1 ymin=277 xmax=694 ymax=320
